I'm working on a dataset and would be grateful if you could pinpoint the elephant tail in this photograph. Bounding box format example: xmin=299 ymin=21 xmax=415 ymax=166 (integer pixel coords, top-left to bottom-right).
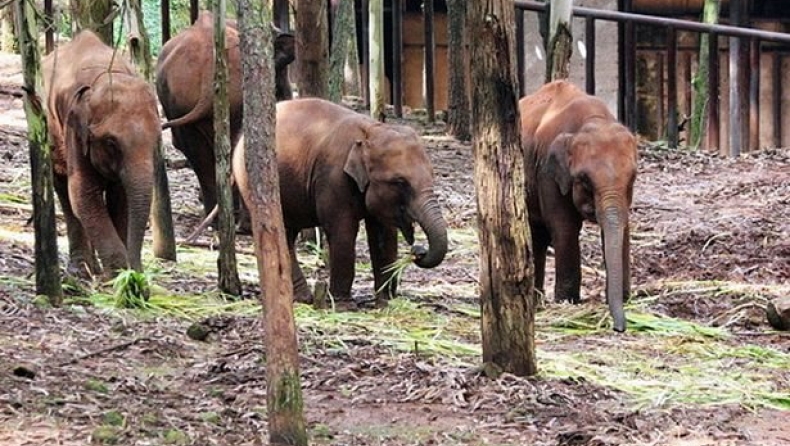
xmin=161 ymin=91 xmax=214 ymax=130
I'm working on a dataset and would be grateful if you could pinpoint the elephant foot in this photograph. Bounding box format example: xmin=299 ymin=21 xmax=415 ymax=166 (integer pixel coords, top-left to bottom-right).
xmin=66 ymin=257 xmax=100 ymax=280
xmin=332 ymin=298 xmax=359 ymax=312
xmin=294 ymin=288 xmax=314 ymax=305
xmin=554 ymin=294 xmax=581 ymax=305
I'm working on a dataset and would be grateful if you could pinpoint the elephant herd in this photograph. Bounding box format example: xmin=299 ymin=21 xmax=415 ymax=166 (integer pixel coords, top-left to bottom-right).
xmin=40 ymin=14 xmax=637 ymax=331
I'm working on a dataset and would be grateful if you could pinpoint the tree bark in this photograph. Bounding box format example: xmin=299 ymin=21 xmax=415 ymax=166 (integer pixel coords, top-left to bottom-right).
xmin=124 ymin=0 xmax=177 ymax=262
xmin=296 ymin=0 xmax=329 ymax=98
xmin=2 ymin=6 xmax=17 ymax=53
xmin=368 ymin=0 xmax=384 ymax=120
xmin=16 ymin=0 xmax=62 ymax=305
xmin=214 ymin=0 xmax=241 ymax=296
xmin=689 ymin=0 xmax=721 ymax=150
xmin=238 ymin=1 xmax=307 ymax=444
xmin=446 ymin=0 xmax=470 ymax=141
xmin=328 ymin=0 xmax=355 ymax=103
xmin=546 ymin=0 xmax=573 ymax=82
xmin=467 ymin=0 xmax=536 ymax=377
xmin=70 ymin=0 xmax=114 ymax=44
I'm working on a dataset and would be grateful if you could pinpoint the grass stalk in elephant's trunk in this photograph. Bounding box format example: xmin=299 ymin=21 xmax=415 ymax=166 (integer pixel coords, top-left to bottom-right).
xmin=601 ymin=205 xmax=629 ymax=332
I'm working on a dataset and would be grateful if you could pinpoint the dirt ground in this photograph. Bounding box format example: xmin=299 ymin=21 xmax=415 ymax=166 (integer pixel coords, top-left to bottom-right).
xmin=1 ymin=51 xmax=789 ymax=446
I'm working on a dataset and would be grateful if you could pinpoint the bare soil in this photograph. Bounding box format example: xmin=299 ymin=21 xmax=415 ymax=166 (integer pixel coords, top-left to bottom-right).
xmin=1 ymin=52 xmax=789 ymax=446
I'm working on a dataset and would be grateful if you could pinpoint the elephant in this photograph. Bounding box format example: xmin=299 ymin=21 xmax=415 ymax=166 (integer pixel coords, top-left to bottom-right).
xmin=519 ymin=80 xmax=638 ymax=332
xmin=232 ymin=98 xmax=449 ymax=307
xmin=156 ymin=10 xmax=296 ymax=220
xmin=42 ymin=30 xmax=161 ymax=277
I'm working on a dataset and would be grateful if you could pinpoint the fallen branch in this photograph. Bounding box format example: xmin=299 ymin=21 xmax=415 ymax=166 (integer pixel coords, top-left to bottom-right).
xmin=58 ymin=337 xmax=152 ymax=366
xmin=183 ymin=204 xmax=219 ymax=243
xmin=178 ymin=238 xmax=255 ymax=256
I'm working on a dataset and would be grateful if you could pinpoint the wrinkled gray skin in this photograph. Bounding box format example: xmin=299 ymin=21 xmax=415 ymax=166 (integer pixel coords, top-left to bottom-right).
xmin=156 ymin=10 xmax=295 ymax=221
xmin=520 ymin=80 xmax=638 ymax=332
xmin=233 ymin=98 xmax=449 ymax=307
xmin=42 ymin=30 xmax=160 ymax=277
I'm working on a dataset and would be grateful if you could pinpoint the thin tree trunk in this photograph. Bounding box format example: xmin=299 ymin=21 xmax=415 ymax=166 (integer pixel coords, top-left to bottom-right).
xmin=690 ymin=0 xmax=721 ymax=150
xmin=124 ymin=0 xmax=177 ymax=262
xmin=446 ymin=0 xmax=470 ymax=141
xmin=328 ymin=0 xmax=355 ymax=103
xmin=467 ymin=0 xmax=536 ymax=377
xmin=1 ymin=8 xmax=15 ymax=53
xmin=296 ymin=0 xmax=329 ymax=97
xmin=16 ymin=0 xmax=62 ymax=305
xmin=214 ymin=0 xmax=241 ymax=296
xmin=345 ymin=30 xmax=361 ymax=97
xmin=546 ymin=0 xmax=573 ymax=81
xmin=368 ymin=0 xmax=384 ymax=120
xmin=71 ymin=0 xmax=114 ymax=44
xmin=237 ymin=1 xmax=307 ymax=444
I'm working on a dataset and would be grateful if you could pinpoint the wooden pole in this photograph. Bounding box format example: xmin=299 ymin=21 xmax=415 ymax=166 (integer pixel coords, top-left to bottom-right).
xmin=667 ymin=26 xmax=678 ymax=148
xmin=707 ymin=32 xmax=720 ymax=151
xmin=772 ymin=49 xmax=782 ymax=147
xmin=361 ymin=0 xmax=370 ymax=106
xmin=728 ymin=0 xmax=748 ymax=157
xmin=190 ymin=0 xmax=198 ymax=24
xmin=423 ymin=0 xmax=435 ymax=122
xmin=369 ymin=0 xmax=384 ymax=120
xmin=585 ymin=16 xmax=596 ymax=95
xmin=161 ymin=0 xmax=171 ymax=43
xmin=749 ymin=37 xmax=760 ymax=152
xmin=44 ymin=0 xmax=53 ymax=53
xmin=392 ymin=0 xmax=403 ymax=116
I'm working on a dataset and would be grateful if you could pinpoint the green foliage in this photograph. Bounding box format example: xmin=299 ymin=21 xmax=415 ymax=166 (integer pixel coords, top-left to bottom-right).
xmin=111 ymin=270 xmax=151 ymax=309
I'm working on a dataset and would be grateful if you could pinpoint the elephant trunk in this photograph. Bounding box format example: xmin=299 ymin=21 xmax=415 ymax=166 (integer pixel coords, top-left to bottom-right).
xmin=123 ymin=163 xmax=155 ymax=272
xmin=599 ymin=202 xmax=630 ymax=333
xmin=409 ymin=190 xmax=448 ymax=269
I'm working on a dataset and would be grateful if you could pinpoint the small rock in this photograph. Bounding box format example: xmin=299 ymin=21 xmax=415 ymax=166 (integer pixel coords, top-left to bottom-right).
xmin=12 ymin=364 xmax=36 ymax=380
xmin=187 ymin=322 xmax=211 ymax=341
xmin=766 ymin=296 xmax=790 ymax=331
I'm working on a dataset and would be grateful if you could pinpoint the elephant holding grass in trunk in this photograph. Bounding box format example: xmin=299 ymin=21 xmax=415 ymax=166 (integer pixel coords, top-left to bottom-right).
xmin=233 ymin=98 xmax=448 ymax=308
xmin=520 ymin=81 xmax=638 ymax=332
xmin=156 ymin=10 xmax=295 ymax=221
xmin=42 ymin=30 xmax=161 ymax=277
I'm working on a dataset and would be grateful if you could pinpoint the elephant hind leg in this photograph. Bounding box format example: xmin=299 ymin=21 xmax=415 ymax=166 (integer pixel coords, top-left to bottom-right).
xmin=288 ymin=228 xmax=314 ymax=304
xmin=54 ymin=175 xmax=100 ymax=277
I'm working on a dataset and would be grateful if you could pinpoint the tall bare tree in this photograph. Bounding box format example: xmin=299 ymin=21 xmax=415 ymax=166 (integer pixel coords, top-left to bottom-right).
xmin=467 ymin=0 xmax=536 ymax=376
xmin=368 ymin=0 xmax=384 ymax=120
xmin=328 ymin=0 xmax=356 ymax=103
xmin=237 ymin=0 xmax=307 ymax=443
xmin=546 ymin=0 xmax=573 ymax=81
xmin=214 ymin=0 xmax=241 ymax=295
xmin=446 ymin=0 xmax=470 ymax=141
xmin=71 ymin=0 xmax=114 ymax=44
xmin=689 ymin=0 xmax=721 ymax=149
xmin=16 ymin=0 xmax=62 ymax=304
xmin=124 ymin=0 xmax=177 ymax=262
xmin=296 ymin=0 xmax=329 ymax=97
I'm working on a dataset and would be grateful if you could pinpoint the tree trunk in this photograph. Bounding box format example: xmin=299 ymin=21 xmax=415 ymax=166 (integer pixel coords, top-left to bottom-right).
xmin=296 ymin=0 xmax=329 ymax=98
xmin=446 ymin=0 xmax=470 ymax=141
xmin=328 ymin=0 xmax=355 ymax=103
xmin=214 ymin=0 xmax=241 ymax=296
xmin=345 ymin=29 xmax=361 ymax=97
xmin=368 ymin=0 xmax=384 ymax=120
xmin=689 ymin=0 xmax=721 ymax=150
xmin=546 ymin=0 xmax=573 ymax=82
xmin=238 ymin=1 xmax=307 ymax=444
xmin=124 ymin=0 xmax=177 ymax=262
xmin=467 ymin=0 xmax=536 ymax=377
xmin=15 ymin=0 xmax=62 ymax=305
xmin=70 ymin=0 xmax=114 ymax=44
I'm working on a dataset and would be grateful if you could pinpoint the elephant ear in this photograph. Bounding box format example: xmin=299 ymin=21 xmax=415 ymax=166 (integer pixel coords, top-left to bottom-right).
xmin=544 ymin=133 xmax=574 ymax=196
xmin=65 ymin=85 xmax=92 ymax=156
xmin=344 ymin=139 xmax=369 ymax=193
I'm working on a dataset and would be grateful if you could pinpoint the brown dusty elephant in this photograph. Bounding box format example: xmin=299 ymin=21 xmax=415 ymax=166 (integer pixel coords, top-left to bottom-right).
xmin=155 ymin=10 xmax=295 ymax=218
xmin=42 ymin=30 xmax=161 ymax=277
xmin=520 ymin=80 xmax=638 ymax=332
xmin=232 ymin=98 xmax=448 ymax=307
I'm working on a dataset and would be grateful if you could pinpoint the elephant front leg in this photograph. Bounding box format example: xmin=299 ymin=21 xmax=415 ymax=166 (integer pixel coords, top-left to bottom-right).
xmin=531 ymin=224 xmax=550 ymax=308
xmin=54 ymin=175 xmax=99 ymax=277
xmin=365 ymin=218 xmax=398 ymax=307
xmin=325 ymin=219 xmax=360 ymax=309
xmin=551 ymin=226 xmax=582 ymax=304
xmin=69 ymin=176 xmax=129 ymax=275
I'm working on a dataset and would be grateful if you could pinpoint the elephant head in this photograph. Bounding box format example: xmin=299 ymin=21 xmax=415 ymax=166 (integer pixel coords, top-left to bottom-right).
xmin=343 ymin=124 xmax=448 ymax=269
xmin=63 ymin=74 xmax=160 ymax=272
xmin=544 ymin=121 xmax=638 ymax=332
